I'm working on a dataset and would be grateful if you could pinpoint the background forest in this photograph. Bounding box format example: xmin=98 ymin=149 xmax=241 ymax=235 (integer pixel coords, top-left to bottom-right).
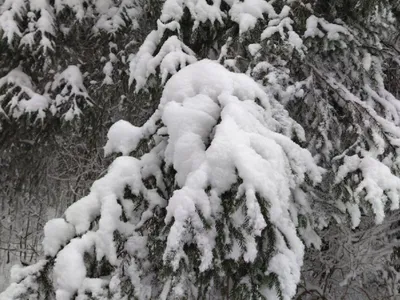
xmin=1 ymin=0 xmax=400 ymax=299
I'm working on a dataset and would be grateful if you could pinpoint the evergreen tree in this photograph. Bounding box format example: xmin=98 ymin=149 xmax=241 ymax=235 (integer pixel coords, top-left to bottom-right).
xmin=2 ymin=0 xmax=400 ymax=299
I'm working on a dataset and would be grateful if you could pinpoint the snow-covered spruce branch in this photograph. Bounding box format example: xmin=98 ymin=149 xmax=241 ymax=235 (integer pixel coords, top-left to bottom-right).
xmin=0 ymin=68 xmax=49 ymax=120
xmin=0 ymin=65 xmax=92 ymax=122
xmin=103 ymin=60 xmax=323 ymax=299
xmin=0 ymin=0 xmax=140 ymax=53
xmin=48 ymin=65 xmax=93 ymax=121
xmin=307 ymin=64 xmax=400 ymax=149
xmin=305 ymin=64 xmax=400 ymax=225
xmin=1 ymin=60 xmax=324 ymax=300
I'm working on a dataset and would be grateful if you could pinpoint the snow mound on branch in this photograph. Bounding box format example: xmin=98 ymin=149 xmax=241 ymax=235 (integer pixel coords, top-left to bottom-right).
xmin=228 ymin=0 xmax=277 ymax=34
xmin=51 ymin=66 xmax=87 ymax=95
xmin=92 ymin=0 xmax=140 ymax=34
xmin=0 ymin=68 xmax=50 ymax=119
xmin=161 ymin=0 xmax=225 ymax=27
xmin=104 ymin=120 xmax=143 ymax=156
xmin=160 ymin=0 xmax=282 ymax=35
xmin=0 ymin=260 xmax=48 ymax=300
xmin=43 ymin=218 xmax=75 ymax=257
xmin=0 ymin=68 xmax=32 ymax=89
xmin=0 ymin=1 xmax=25 ymax=44
xmin=129 ymin=20 xmax=196 ymax=91
xmin=335 ymin=154 xmax=400 ymax=227
xmin=50 ymin=65 xmax=92 ymax=121
xmin=304 ymin=15 xmax=350 ymax=40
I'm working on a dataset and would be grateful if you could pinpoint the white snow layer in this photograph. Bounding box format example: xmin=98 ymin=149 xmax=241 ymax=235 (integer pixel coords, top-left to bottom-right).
xmin=114 ymin=59 xmax=323 ymax=299
xmin=43 ymin=218 xmax=75 ymax=257
xmin=304 ymin=15 xmax=350 ymax=40
xmin=104 ymin=120 xmax=144 ymax=156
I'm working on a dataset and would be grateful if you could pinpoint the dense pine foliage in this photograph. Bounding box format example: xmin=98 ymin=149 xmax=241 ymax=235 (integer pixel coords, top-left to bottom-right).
xmin=1 ymin=0 xmax=400 ymax=299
